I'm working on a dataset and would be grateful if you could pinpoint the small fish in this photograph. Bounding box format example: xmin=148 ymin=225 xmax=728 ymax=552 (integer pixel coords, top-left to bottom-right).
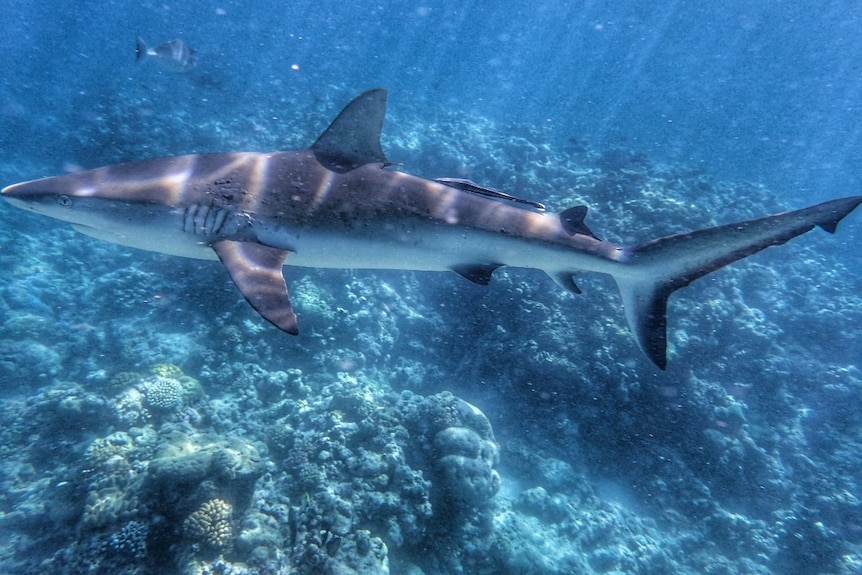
xmin=135 ymin=36 xmax=197 ymax=71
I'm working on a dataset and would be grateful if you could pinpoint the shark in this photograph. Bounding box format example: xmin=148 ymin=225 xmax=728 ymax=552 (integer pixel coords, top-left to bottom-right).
xmin=135 ymin=36 xmax=197 ymax=72
xmin=2 ymin=89 xmax=860 ymax=368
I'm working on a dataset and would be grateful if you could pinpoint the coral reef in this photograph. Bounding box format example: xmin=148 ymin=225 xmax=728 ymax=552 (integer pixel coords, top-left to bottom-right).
xmin=0 ymin=89 xmax=860 ymax=575
xmin=434 ymin=425 xmax=501 ymax=507
xmin=108 ymin=520 xmax=149 ymax=559
xmin=142 ymin=375 xmax=184 ymax=411
xmin=183 ymin=498 xmax=234 ymax=551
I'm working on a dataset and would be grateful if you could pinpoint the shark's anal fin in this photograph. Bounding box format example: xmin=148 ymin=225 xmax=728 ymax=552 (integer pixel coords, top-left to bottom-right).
xmin=559 ymin=206 xmax=600 ymax=240
xmin=452 ymin=263 xmax=504 ymax=285
xmin=212 ymin=240 xmax=298 ymax=334
xmin=617 ymin=195 xmax=862 ymax=369
xmin=552 ymin=272 xmax=582 ymax=295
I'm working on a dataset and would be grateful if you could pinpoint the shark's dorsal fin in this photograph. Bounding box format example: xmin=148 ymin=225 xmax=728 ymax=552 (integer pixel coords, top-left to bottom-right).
xmin=311 ymin=89 xmax=390 ymax=172
xmin=213 ymin=240 xmax=299 ymax=335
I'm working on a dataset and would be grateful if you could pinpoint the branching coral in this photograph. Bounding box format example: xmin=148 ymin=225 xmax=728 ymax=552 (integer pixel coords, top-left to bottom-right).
xmin=183 ymin=498 xmax=233 ymax=551
xmin=108 ymin=520 xmax=149 ymax=559
xmin=142 ymin=376 xmax=183 ymax=411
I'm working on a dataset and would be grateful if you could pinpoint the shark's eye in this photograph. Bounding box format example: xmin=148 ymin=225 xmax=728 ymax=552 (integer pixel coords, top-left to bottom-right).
xmin=57 ymin=195 xmax=72 ymax=208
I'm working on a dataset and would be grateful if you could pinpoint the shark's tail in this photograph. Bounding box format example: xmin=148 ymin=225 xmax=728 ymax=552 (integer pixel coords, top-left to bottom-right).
xmin=612 ymin=195 xmax=862 ymax=369
xmin=135 ymin=36 xmax=148 ymax=63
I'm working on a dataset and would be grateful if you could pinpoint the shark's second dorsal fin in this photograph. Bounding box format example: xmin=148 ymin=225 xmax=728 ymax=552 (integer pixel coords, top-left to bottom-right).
xmin=311 ymin=89 xmax=390 ymax=172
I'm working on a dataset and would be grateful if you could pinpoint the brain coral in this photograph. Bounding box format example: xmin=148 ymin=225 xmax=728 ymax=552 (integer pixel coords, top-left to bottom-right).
xmin=142 ymin=376 xmax=183 ymax=411
xmin=183 ymin=498 xmax=233 ymax=551
xmin=435 ymin=426 xmax=501 ymax=506
xmin=400 ymin=392 xmax=502 ymax=509
xmin=150 ymin=363 xmax=184 ymax=378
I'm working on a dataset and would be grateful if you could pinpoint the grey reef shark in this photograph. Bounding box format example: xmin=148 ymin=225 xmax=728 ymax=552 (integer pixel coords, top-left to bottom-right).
xmin=2 ymin=89 xmax=860 ymax=368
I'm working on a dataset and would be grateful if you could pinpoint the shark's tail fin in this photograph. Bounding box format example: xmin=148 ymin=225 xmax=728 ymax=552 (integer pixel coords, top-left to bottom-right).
xmin=614 ymin=195 xmax=862 ymax=369
xmin=135 ymin=36 xmax=148 ymax=63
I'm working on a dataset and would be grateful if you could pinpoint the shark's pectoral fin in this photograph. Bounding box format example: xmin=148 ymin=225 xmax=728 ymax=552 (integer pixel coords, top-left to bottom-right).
xmin=213 ymin=240 xmax=298 ymax=334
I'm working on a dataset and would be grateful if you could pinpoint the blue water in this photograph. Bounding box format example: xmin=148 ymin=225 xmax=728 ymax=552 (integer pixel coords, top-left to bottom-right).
xmin=0 ymin=2 xmax=860 ymax=574
xmin=2 ymin=1 xmax=861 ymax=199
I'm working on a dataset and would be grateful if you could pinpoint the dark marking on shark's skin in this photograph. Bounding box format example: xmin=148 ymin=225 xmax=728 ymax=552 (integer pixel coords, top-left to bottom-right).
xmin=3 ymin=89 xmax=861 ymax=368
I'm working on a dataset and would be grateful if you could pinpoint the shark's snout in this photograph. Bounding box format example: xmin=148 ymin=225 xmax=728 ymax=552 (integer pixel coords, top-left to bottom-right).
xmin=1 ymin=182 xmax=21 ymax=196
xmin=1 ymin=182 xmax=39 ymax=210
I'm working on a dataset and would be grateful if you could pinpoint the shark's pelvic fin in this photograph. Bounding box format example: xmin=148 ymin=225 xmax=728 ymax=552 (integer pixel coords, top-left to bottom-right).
xmin=616 ymin=195 xmax=862 ymax=369
xmin=311 ymin=88 xmax=390 ymax=172
xmin=451 ymin=263 xmax=504 ymax=285
xmin=213 ymin=240 xmax=298 ymax=334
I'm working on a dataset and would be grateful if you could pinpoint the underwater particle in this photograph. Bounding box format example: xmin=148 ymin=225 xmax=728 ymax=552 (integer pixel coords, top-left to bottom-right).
xmin=183 ymin=498 xmax=234 ymax=551
xmin=142 ymin=375 xmax=184 ymax=411
xmin=108 ymin=520 xmax=149 ymax=560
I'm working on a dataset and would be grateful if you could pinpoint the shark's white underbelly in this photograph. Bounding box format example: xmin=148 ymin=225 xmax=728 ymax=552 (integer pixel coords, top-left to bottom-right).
xmin=256 ymin=221 xmax=618 ymax=276
xmin=72 ymin=205 xmax=619 ymax=277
